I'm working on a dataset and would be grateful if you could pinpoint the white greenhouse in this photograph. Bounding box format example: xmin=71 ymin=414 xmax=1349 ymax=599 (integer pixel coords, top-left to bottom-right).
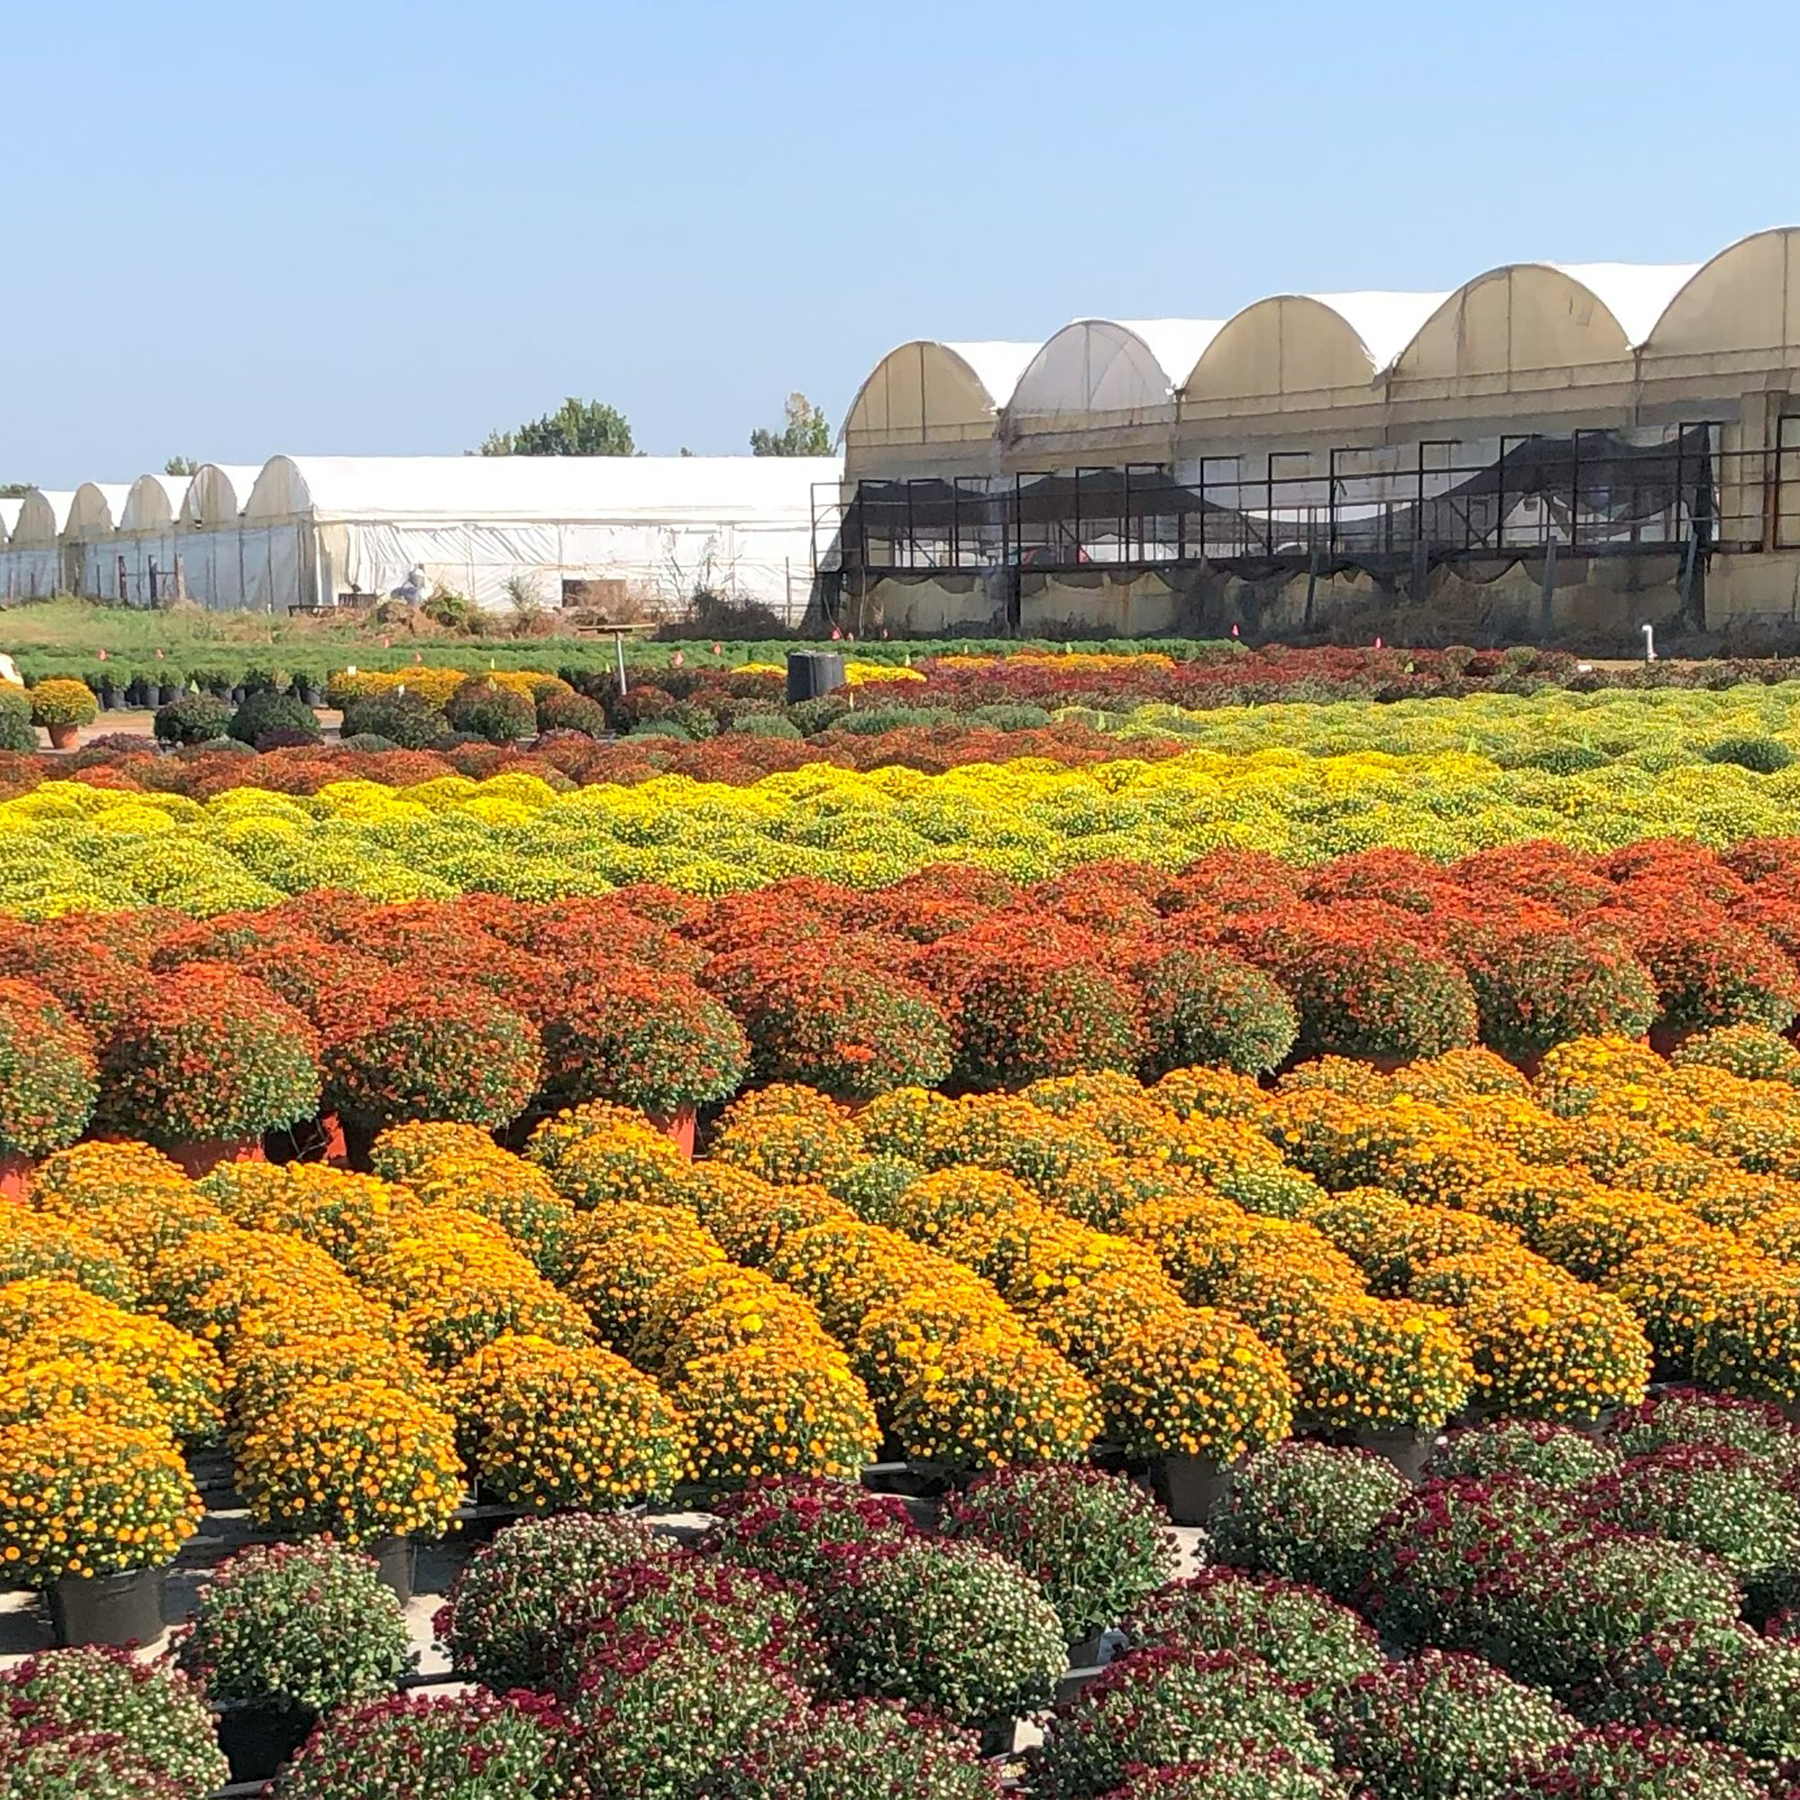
xmin=0 ymin=454 xmax=842 ymax=622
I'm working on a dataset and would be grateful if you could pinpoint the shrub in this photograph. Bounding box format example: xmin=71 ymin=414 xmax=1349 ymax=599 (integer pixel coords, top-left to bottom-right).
xmin=1209 ymin=1440 xmax=1409 ymax=1599
xmin=445 ymin=677 xmax=536 ymax=743
xmin=1607 ymin=1387 xmax=1800 ymax=1470
xmin=1459 ymin=927 xmax=1659 ymax=1059
xmin=1362 ymin=1476 xmax=1578 ymax=1651
xmin=1124 ymin=1567 xmax=1383 ymax=1697
xmin=434 ymin=1512 xmax=667 ymax=1691
xmin=1431 ymin=1419 xmax=1621 ymax=1490
xmin=558 ymin=1555 xmax=821 ymax=1691
xmin=537 ymin=689 xmax=610 ymax=736
xmin=0 ymin=1414 xmax=201 ymax=1583
xmin=1634 ymin=919 xmax=1800 ymax=1034
xmin=153 ymin=692 xmax=234 ymax=745
xmin=0 ymin=979 xmax=96 ymax=1157
xmin=1095 ymin=1306 xmax=1294 ymax=1462
xmin=941 ymin=1465 xmax=1176 ymax=1643
xmin=1136 ymin=945 xmax=1299 ymax=1077
xmin=338 ymin=690 xmax=450 ymax=748
xmin=1503 ymin=1724 xmax=1767 ymax=1800
xmin=537 ymin=967 xmax=748 ymax=1112
xmin=0 ymin=1732 xmax=186 ymax=1799
xmin=276 ymin=1692 xmax=570 ymax=1800
xmin=0 ymin=681 xmax=34 ymax=750
xmin=562 ymin=1637 xmax=810 ymax=1800
xmin=236 ymin=1379 xmax=464 ymax=1545
xmin=1280 ymin=932 xmax=1480 ymax=1062
xmin=228 ymin=689 xmax=321 ymax=748
xmin=813 ymin=1539 xmax=1066 ymax=1725
xmin=0 ymin=1647 xmax=227 ymax=1794
xmin=1704 ymin=735 xmax=1794 ymax=773
xmin=1332 ymin=1652 xmax=1576 ymax=1800
xmin=943 ymin=951 xmax=1145 ymax=1090
xmin=445 ymin=1333 xmax=689 ymax=1509
xmin=710 ymin=1698 xmax=1002 ymax=1799
xmin=703 ymin=1477 xmax=916 ymax=1587
xmin=1088 ymin=1750 xmax=1347 ymax=1800
xmin=1581 ymin=1445 xmax=1800 ymax=1612
xmin=93 ymin=966 xmax=321 ymax=1147
xmin=1488 ymin=1529 xmax=1745 ymax=1696
xmin=674 ymin=1343 xmax=880 ymax=1487
xmin=735 ymin=963 xmax=955 ymax=1100
xmin=175 ymin=1540 xmax=414 ymax=1711
xmin=323 ymin=985 xmax=541 ymax=1131
xmin=29 ymin=678 xmax=98 ymax=728
xmin=1028 ymin=1645 xmax=1333 ymax=1800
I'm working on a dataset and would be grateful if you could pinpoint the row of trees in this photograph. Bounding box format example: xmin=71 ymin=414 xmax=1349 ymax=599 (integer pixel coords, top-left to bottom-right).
xmin=476 ymin=391 xmax=831 ymax=458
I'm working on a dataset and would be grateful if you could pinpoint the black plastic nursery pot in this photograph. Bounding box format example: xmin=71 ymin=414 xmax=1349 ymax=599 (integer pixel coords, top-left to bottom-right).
xmin=1352 ymin=1425 xmax=1438 ymax=1483
xmin=47 ymin=1565 xmax=165 ymax=1647
xmin=217 ymin=1701 xmax=317 ymax=1783
xmin=977 ymin=1716 xmax=1016 ymax=1759
xmin=1156 ymin=1453 xmax=1232 ymax=1526
xmin=370 ymin=1535 xmax=416 ymax=1605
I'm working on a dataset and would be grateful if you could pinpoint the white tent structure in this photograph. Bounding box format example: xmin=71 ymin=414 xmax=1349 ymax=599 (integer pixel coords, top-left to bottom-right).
xmin=0 ymin=489 xmax=74 ymax=598
xmin=176 ymin=465 xmax=263 ymax=608
xmin=118 ymin=474 xmax=192 ymax=604
xmin=232 ymin=454 xmax=839 ymax=618
xmin=65 ymin=483 xmax=133 ymax=599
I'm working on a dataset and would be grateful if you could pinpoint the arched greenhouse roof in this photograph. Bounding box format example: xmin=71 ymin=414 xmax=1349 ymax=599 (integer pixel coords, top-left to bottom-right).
xmin=842 ymin=339 xmax=1040 ymax=451
xmin=1005 ymin=318 xmax=1225 ymax=427
xmin=120 ymin=473 xmax=190 ymax=533
xmin=178 ymin=464 xmax=263 ymax=528
xmin=11 ymin=489 xmax=75 ymax=547
xmin=1644 ymin=227 xmax=1800 ymax=359
xmin=62 ymin=482 xmax=133 ymax=542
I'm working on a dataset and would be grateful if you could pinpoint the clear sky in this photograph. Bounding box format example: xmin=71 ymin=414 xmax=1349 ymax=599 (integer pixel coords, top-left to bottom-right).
xmin=5 ymin=0 xmax=1795 ymax=488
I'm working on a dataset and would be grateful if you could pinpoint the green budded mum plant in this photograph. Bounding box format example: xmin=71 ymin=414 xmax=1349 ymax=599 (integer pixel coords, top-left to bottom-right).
xmin=702 ymin=1477 xmax=916 ymax=1587
xmin=1208 ymin=1441 xmax=1410 ymax=1601
xmin=175 ymin=1540 xmax=415 ymax=1713
xmin=941 ymin=1465 xmax=1176 ymax=1645
xmin=434 ymin=1511 xmax=667 ymax=1692
xmin=813 ymin=1538 xmax=1066 ymax=1726
xmin=1430 ymin=1418 xmax=1622 ymax=1491
xmin=0 ymin=1646 xmax=227 ymax=1795
xmin=1123 ymin=1567 xmax=1383 ymax=1699
xmin=0 ymin=980 xmax=95 ymax=1159
xmin=275 ymin=1692 xmax=571 ymax=1800
xmin=1029 ymin=1644 xmax=1334 ymax=1800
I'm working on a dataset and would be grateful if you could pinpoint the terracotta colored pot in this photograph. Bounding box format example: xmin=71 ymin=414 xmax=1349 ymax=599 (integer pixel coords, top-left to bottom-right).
xmin=165 ymin=1136 xmax=268 ymax=1179
xmin=0 ymin=1152 xmax=30 ymax=1202
xmin=47 ymin=722 xmax=79 ymax=750
xmin=652 ymin=1105 xmax=697 ymax=1158
xmin=319 ymin=1111 xmax=350 ymax=1167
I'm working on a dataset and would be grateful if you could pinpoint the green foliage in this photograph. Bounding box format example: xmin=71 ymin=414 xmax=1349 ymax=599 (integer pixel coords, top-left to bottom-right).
xmin=227 ymin=690 xmax=322 ymax=748
xmin=481 ymin=397 xmax=634 ymax=457
xmin=153 ymin=692 xmax=234 ymax=746
xmin=751 ymin=391 xmax=833 ymax=457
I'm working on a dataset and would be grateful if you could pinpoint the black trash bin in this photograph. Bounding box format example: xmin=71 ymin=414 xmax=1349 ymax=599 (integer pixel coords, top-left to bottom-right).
xmin=786 ymin=650 xmax=847 ymax=704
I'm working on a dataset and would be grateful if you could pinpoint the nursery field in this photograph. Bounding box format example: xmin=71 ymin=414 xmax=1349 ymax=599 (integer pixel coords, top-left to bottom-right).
xmin=7 ymin=644 xmax=1800 ymax=1800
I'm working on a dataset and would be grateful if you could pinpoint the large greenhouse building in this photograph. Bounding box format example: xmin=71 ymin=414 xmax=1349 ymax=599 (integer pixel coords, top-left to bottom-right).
xmin=822 ymin=226 xmax=1800 ymax=638
xmin=0 ymin=456 xmax=838 ymax=622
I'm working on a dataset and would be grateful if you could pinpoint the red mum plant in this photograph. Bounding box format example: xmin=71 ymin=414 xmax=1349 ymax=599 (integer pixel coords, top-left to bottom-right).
xmin=1452 ymin=921 xmax=1659 ymax=1060
xmin=1128 ymin=942 xmax=1298 ymax=1077
xmin=0 ymin=979 xmax=97 ymax=1163
xmin=93 ymin=965 xmax=321 ymax=1151
xmin=535 ymin=963 xmax=748 ymax=1115
xmin=732 ymin=959 xmax=954 ymax=1102
xmin=321 ymin=979 xmax=541 ymax=1131
xmin=1274 ymin=928 xmax=1478 ymax=1064
xmin=1631 ymin=917 xmax=1800 ymax=1035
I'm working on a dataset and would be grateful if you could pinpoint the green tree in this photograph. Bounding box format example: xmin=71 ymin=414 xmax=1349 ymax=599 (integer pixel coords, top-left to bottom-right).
xmin=479 ymin=397 xmax=634 ymax=457
xmin=0 ymin=483 xmax=30 ymax=498
xmin=750 ymin=391 xmax=832 ymax=457
xmin=164 ymin=456 xmax=200 ymax=477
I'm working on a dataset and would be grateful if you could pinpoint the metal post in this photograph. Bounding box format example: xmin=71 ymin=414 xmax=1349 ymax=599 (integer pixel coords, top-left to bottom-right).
xmin=1304 ymin=544 xmax=1320 ymax=628
xmin=614 ymin=630 xmax=628 ymax=696
xmin=1540 ymin=531 xmax=1557 ymax=639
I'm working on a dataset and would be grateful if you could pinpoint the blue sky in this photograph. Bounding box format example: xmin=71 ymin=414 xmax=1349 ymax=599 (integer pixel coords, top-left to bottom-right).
xmin=4 ymin=0 xmax=1794 ymax=487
